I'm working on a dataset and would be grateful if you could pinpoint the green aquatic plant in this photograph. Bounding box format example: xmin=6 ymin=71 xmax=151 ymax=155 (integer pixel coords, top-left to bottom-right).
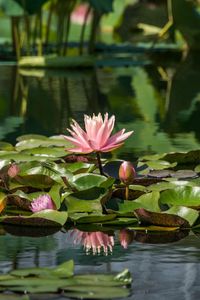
xmin=0 ymin=260 xmax=132 ymax=298
xmin=0 ymin=120 xmax=200 ymax=232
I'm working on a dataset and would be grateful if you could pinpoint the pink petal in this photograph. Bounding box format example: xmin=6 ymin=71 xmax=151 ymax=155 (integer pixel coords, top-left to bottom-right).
xmin=67 ymin=147 xmax=93 ymax=154
xmin=100 ymin=142 xmax=124 ymax=152
xmin=107 ymin=130 xmax=133 ymax=145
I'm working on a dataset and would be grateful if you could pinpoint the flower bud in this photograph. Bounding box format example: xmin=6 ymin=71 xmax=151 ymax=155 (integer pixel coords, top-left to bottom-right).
xmin=119 ymin=161 xmax=136 ymax=185
xmin=7 ymin=164 xmax=20 ymax=178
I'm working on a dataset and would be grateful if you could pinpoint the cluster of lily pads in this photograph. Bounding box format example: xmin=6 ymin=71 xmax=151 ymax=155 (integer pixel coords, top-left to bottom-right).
xmin=0 ymin=260 xmax=132 ymax=299
xmin=0 ymin=133 xmax=200 ymax=233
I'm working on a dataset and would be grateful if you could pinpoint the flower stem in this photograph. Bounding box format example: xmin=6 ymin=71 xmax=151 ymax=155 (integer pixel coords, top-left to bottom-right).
xmin=96 ymin=152 xmax=103 ymax=175
xmin=125 ymin=185 xmax=129 ymax=200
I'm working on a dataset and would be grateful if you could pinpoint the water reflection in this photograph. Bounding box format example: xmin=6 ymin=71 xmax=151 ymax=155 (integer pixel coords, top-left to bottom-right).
xmin=0 ymin=227 xmax=199 ymax=299
xmin=1 ymin=52 xmax=200 ymax=158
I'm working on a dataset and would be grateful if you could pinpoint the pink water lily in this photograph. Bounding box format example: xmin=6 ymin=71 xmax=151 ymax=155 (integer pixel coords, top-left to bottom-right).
xmin=30 ymin=194 xmax=55 ymax=213
xmin=63 ymin=113 xmax=133 ymax=154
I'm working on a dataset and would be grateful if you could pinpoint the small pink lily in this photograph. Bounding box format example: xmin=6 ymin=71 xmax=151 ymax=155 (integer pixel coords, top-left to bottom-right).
xmin=30 ymin=194 xmax=55 ymax=213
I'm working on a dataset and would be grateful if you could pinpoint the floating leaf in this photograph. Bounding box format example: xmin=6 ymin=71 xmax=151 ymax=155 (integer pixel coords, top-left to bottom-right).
xmin=11 ymin=260 xmax=74 ymax=278
xmin=0 ymin=210 xmax=68 ymax=227
xmin=15 ymin=137 xmax=70 ymax=151
xmin=139 ymin=160 xmax=177 ymax=170
xmin=65 ymin=188 xmax=105 ymax=213
xmin=69 ymin=173 xmax=111 ymax=191
xmin=69 ymin=213 xmax=116 ymax=224
xmin=0 ymin=142 xmax=14 ymax=151
xmin=163 ymin=150 xmax=200 ymax=165
xmin=164 ymin=206 xmax=199 ymax=227
xmin=160 ymin=186 xmax=200 ymax=208
xmin=134 ymin=208 xmax=189 ymax=228
xmin=171 ymin=170 xmax=197 ymax=179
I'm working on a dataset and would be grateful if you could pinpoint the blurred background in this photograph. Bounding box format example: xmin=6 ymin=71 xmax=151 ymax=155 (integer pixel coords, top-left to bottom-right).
xmin=0 ymin=0 xmax=200 ymax=159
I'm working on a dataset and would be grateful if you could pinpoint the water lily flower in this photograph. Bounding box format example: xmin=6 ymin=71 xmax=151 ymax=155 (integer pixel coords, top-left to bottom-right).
xmin=30 ymin=194 xmax=55 ymax=213
xmin=119 ymin=161 xmax=136 ymax=185
xmin=71 ymin=230 xmax=114 ymax=255
xmin=63 ymin=113 xmax=133 ymax=154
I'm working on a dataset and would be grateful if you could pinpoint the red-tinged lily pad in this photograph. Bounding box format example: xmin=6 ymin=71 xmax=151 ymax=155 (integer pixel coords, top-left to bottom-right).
xmin=7 ymin=194 xmax=31 ymax=211
xmin=134 ymin=208 xmax=190 ymax=228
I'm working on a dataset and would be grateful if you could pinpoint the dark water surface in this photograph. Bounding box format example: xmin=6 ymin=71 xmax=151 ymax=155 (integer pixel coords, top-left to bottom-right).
xmin=1 ymin=52 xmax=200 ymax=160
xmin=0 ymin=228 xmax=200 ymax=300
xmin=0 ymin=52 xmax=200 ymax=299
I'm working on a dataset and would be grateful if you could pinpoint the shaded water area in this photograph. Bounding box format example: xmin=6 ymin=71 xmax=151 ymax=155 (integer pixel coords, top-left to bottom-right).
xmin=1 ymin=52 xmax=200 ymax=160
xmin=1 ymin=51 xmax=200 ymax=299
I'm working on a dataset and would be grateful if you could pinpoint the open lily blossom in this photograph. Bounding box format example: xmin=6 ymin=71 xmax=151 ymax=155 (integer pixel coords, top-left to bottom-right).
xmin=30 ymin=195 xmax=55 ymax=213
xmin=63 ymin=113 xmax=133 ymax=154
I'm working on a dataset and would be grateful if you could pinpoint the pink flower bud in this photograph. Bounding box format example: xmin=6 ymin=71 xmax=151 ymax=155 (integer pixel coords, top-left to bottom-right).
xmin=119 ymin=161 xmax=136 ymax=185
xmin=7 ymin=164 xmax=20 ymax=178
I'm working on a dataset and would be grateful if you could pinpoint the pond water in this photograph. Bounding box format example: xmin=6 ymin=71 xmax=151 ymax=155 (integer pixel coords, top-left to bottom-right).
xmin=1 ymin=52 xmax=200 ymax=160
xmin=0 ymin=227 xmax=200 ymax=300
xmin=0 ymin=51 xmax=200 ymax=299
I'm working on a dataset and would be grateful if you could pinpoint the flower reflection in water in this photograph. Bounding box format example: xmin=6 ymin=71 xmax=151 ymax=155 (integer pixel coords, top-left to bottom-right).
xmin=71 ymin=230 xmax=115 ymax=255
xmin=119 ymin=229 xmax=135 ymax=249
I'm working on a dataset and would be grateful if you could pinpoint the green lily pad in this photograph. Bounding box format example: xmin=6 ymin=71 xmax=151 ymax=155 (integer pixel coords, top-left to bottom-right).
xmin=69 ymin=213 xmax=116 ymax=224
xmin=118 ymin=192 xmax=161 ymax=215
xmin=65 ymin=188 xmax=106 ymax=213
xmin=18 ymin=161 xmax=72 ymax=184
xmin=11 ymin=260 xmax=74 ymax=278
xmin=69 ymin=173 xmax=112 ymax=191
xmin=20 ymin=147 xmax=67 ymax=158
xmin=15 ymin=136 xmax=71 ymax=151
xmin=160 ymin=186 xmax=200 ymax=208
xmin=0 ymin=142 xmax=14 ymax=151
xmin=139 ymin=160 xmax=177 ymax=170
xmin=164 ymin=206 xmax=199 ymax=227
xmin=0 ymin=210 xmax=68 ymax=227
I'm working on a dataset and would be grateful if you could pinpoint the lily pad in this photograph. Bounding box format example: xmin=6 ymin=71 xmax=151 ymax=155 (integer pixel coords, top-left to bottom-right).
xmin=69 ymin=173 xmax=112 ymax=191
xmin=0 ymin=210 xmax=68 ymax=227
xmin=160 ymin=186 xmax=200 ymax=208
xmin=134 ymin=208 xmax=189 ymax=228
xmin=65 ymin=188 xmax=106 ymax=213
